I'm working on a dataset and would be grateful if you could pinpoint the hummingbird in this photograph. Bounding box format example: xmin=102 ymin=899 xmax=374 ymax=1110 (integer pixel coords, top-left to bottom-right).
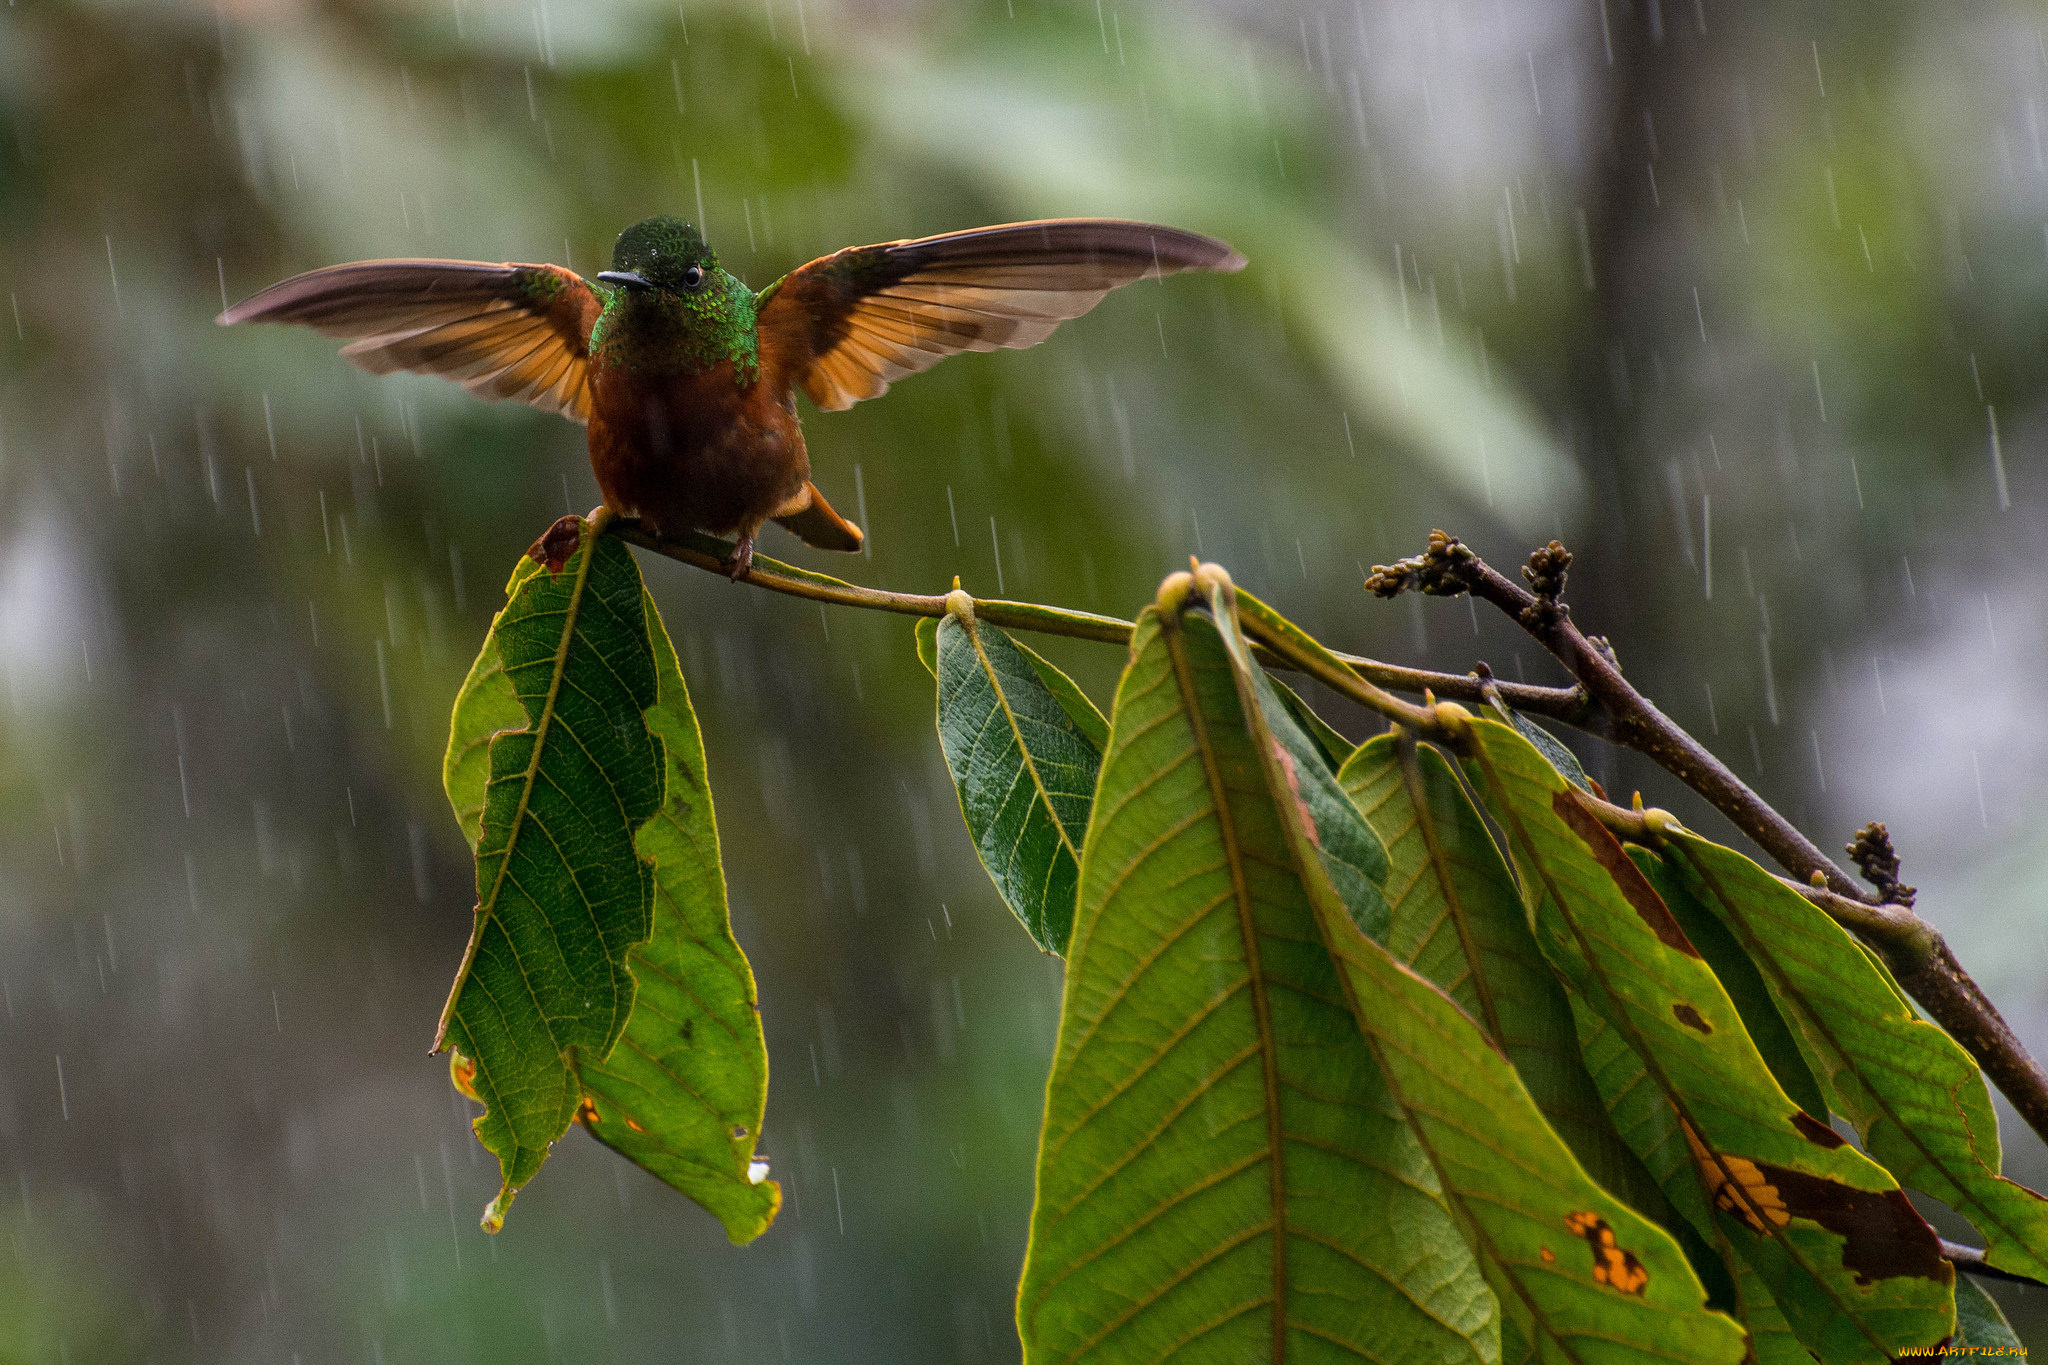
xmin=220 ymin=216 xmax=1246 ymax=576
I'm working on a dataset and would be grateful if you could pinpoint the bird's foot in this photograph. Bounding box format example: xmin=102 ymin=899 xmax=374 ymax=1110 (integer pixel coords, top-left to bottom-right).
xmin=721 ymin=534 xmax=756 ymax=581
xmin=585 ymin=505 xmax=614 ymax=538
xmin=527 ymin=515 xmax=585 ymax=574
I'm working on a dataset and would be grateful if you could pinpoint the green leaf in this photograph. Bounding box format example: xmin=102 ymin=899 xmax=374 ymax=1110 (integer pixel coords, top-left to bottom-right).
xmin=437 ymin=521 xmax=664 ymax=1229
xmin=1017 ymin=591 xmax=1497 ymax=1365
xmin=1268 ymin=676 xmax=1355 ymax=773
xmin=1566 ymin=1007 xmax=1811 ymax=1356
xmin=1341 ymin=733 xmax=1576 ymax=1087
xmin=1458 ymin=715 xmax=1955 ymax=1362
xmin=1952 ymin=1275 xmax=2023 ymax=1349
xmin=1240 ymin=664 xmax=1389 ymax=941
xmin=1713 ymin=1227 xmax=1811 ymax=1365
xmin=1222 ymin=585 xmax=1363 ymax=772
xmin=1311 ymin=929 xmax=1746 ymax=1365
xmin=1627 ymin=848 xmax=1829 ymax=1120
xmin=1650 ymin=831 xmax=2048 ymax=1284
xmin=921 ymin=606 xmax=1109 ymax=749
xmin=1339 ymin=736 xmax=1681 ymax=1230
xmin=1495 ymin=705 xmax=1595 ymax=797
xmin=570 ymin=595 xmax=779 ymax=1245
xmin=1015 ymin=634 xmax=1112 ymax=750
xmin=439 ymin=522 xmax=773 ymax=1241
xmin=933 ymin=606 xmax=1103 ymax=955
xmin=1203 ymin=579 xmax=1744 ymax=1365
xmin=443 ymin=586 xmax=529 ymax=851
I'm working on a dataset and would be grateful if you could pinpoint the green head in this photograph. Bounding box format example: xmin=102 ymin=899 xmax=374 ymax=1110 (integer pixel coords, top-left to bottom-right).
xmin=603 ymin=216 xmax=714 ymax=292
xmin=592 ymin=215 xmax=758 ymax=381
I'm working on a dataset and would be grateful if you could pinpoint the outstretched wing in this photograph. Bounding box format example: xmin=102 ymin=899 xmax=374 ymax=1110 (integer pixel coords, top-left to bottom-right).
xmin=754 ymin=219 xmax=1245 ymax=412
xmin=218 ymin=261 xmax=604 ymax=424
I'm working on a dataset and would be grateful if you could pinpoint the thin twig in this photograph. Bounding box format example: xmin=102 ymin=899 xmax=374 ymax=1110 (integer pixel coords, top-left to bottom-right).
xmin=612 ymin=521 xmax=1589 ymax=720
xmin=1940 ymin=1238 xmax=2045 ymax=1287
xmin=1371 ymin=532 xmax=2048 ymax=1148
xmin=1374 ymin=533 xmax=1860 ymax=896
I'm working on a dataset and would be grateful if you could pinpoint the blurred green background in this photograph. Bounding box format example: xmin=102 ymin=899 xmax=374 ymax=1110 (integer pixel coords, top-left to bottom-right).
xmin=2 ymin=0 xmax=2046 ymax=1357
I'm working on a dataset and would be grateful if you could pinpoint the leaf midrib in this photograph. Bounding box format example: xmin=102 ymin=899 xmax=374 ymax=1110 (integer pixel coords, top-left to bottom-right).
xmin=1162 ymin=614 xmax=1288 ymax=1365
xmin=435 ymin=534 xmax=600 ymax=1053
xmin=966 ymin=619 xmax=1084 ymax=868
xmin=1397 ymin=741 xmax=1509 ymax=1048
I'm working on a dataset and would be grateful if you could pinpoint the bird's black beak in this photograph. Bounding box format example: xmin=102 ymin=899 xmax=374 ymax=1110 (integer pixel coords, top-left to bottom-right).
xmin=597 ymin=270 xmax=653 ymax=292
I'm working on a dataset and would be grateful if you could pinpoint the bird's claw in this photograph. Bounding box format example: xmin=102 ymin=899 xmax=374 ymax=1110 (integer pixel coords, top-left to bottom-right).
xmin=721 ymin=535 xmax=755 ymax=581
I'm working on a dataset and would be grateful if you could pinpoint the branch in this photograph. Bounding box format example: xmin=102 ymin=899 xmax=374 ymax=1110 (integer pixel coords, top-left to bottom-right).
xmin=1371 ymin=533 xmax=1862 ymax=896
xmin=610 ymin=521 xmax=1590 ymax=721
xmin=1371 ymin=532 xmax=2048 ymax=1147
xmin=615 ymin=513 xmax=2048 ymax=1236
xmin=1940 ymin=1237 xmax=2047 ymax=1288
xmin=619 ymin=517 xmax=2048 ymax=1149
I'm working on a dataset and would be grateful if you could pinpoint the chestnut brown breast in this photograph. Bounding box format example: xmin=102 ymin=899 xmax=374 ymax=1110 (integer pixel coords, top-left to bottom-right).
xmin=586 ymin=360 xmax=809 ymax=540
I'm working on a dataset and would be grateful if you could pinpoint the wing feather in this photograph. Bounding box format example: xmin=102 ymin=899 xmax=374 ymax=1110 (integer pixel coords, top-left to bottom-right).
xmin=219 ymin=260 xmax=603 ymax=424
xmin=755 ymin=218 xmax=1244 ymax=411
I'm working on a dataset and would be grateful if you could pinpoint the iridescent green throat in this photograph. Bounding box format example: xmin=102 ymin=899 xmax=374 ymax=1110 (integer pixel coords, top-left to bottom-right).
xmin=589 ymin=270 xmax=760 ymax=386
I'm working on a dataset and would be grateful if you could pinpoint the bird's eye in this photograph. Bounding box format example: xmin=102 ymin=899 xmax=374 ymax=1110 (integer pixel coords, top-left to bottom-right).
xmin=682 ymin=265 xmax=705 ymax=290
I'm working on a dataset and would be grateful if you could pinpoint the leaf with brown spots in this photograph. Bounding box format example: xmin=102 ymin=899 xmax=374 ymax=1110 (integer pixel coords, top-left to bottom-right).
xmin=442 ymin=540 xmax=776 ymax=1244
xmin=1564 ymin=1211 xmax=1651 ymax=1295
xmin=1790 ymin=1114 xmax=1845 ymax=1150
xmin=1678 ymin=1121 xmax=1948 ymax=1285
xmin=1629 ymin=846 xmax=1829 ymax=1121
xmin=1672 ymin=1004 xmax=1714 ymax=1035
xmin=527 ymin=513 xmax=583 ymax=574
xmin=1570 ymin=974 xmax=1953 ymax=1364
xmin=1461 ymin=717 xmax=1953 ymax=1363
xmin=435 ymin=524 xmax=665 ymax=1230
xmin=1644 ymin=833 xmax=2048 ymax=1285
xmin=1194 ymin=580 xmax=1744 ymax=1365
